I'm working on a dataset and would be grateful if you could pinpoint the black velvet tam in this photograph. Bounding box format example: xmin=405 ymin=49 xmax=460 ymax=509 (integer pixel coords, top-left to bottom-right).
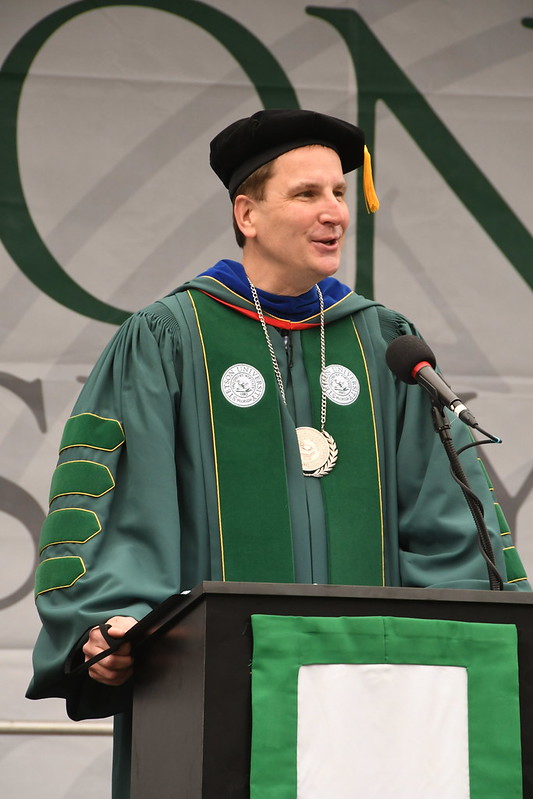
xmin=210 ymin=109 xmax=366 ymax=198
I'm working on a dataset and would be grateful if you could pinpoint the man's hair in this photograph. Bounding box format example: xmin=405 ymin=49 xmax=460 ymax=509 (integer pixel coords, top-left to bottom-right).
xmin=232 ymin=160 xmax=275 ymax=248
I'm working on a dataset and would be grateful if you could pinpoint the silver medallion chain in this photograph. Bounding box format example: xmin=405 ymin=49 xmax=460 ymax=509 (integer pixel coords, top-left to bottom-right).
xmin=247 ymin=278 xmax=337 ymax=477
xmin=247 ymin=278 xmax=328 ymax=432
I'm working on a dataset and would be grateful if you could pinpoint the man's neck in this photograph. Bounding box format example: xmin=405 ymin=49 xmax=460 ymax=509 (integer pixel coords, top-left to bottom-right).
xmin=242 ymin=256 xmax=316 ymax=297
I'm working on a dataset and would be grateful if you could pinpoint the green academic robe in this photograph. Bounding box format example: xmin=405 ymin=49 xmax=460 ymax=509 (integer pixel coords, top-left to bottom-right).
xmin=27 ymin=275 xmax=529 ymax=798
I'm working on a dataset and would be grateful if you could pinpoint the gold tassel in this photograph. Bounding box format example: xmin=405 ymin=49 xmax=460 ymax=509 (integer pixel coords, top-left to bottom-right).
xmin=363 ymin=145 xmax=380 ymax=213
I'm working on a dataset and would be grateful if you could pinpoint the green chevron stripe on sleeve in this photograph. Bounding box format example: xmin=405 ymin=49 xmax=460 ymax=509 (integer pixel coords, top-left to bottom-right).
xmin=476 ymin=457 xmax=494 ymax=490
xmin=494 ymin=503 xmax=510 ymax=534
xmin=59 ymin=413 xmax=125 ymax=452
xmin=49 ymin=460 xmax=115 ymax=504
xmin=503 ymin=547 xmax=528 ymax=584
xmin=35 ymin=556 xmax=86 ymax=597
xmin=39 ymin=508 xmax=101 ymax=553
xmin=490 ymin=502 xmax=527 ymax=584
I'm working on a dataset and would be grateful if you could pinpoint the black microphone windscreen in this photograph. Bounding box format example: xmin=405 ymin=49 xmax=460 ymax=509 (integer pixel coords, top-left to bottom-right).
xmin=385 ymin=335 xmax=437 ymax=384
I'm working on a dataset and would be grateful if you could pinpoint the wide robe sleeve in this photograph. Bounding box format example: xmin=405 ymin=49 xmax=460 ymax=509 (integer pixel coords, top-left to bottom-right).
xmin=26 ymin=304 xmax=184 ymax=719
xmin=391 ymin=333 xmax=529 ymax=591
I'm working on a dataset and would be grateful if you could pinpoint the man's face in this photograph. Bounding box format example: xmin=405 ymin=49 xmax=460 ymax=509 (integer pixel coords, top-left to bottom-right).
xmin=242 ymin=145 xmax=350 ymax=295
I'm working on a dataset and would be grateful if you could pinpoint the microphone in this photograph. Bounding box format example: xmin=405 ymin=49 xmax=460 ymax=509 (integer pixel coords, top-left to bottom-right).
xmin=385 ymin=335 xmax=478 ymax=428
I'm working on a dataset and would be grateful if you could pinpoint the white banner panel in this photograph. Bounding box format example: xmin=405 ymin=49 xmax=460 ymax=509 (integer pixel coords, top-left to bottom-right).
xmin=297 ymin=663 xmax=469 ymax=799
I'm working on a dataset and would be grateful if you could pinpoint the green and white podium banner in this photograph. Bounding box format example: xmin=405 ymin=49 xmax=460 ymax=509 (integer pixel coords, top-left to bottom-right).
xmin=250 ymin=615 xmax=523 ymax=799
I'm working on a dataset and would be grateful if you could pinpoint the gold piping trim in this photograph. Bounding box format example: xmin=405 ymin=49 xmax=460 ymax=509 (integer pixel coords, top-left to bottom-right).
xmin=59 ymin=412 xmax=125 ymax=453
xmin=196 ymin=276 xmax=254 ymax=306
xmin=49 ymin=460 xmax=115 ymax=505
xmin=35 ymin=556 xmax=86 ymax=597
xmin=494 ymin=502 xmax=510 ymax=534
xmin=39 ymin=508 xmax=102 ymax=554
xmin=188 ymin=290 xmax=226 ymax=580
xmin=476 ymin=456 xmax=494 ymax=489
xmin=195 ymin=276 xmax=355 ymax=323
xmin=350 ymin=317 xmax=386 ymax=586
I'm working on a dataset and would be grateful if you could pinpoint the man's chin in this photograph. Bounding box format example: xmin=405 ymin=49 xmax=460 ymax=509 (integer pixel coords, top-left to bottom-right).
xmin=313 ymin=256 xmax=341 ymax=279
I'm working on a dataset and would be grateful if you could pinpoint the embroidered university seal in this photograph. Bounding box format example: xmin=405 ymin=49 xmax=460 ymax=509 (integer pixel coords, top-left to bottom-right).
xmin=320 ymin=364 xmax=360 ymax=406
xmin=221 ymin=363 xmax=265 ymax=407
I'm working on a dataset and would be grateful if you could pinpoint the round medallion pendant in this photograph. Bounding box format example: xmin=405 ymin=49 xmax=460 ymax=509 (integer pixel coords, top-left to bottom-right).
xmin=296 ymin=427 xmax=338 ymax=478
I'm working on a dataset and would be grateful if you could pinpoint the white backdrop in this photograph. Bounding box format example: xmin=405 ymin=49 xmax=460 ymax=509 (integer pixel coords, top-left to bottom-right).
xmin=0 ymin=1 xmax=531 ymax=796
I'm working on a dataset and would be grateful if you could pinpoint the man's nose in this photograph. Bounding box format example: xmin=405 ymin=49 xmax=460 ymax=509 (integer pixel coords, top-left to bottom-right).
xmin=318 ymin=192 xmax=347 ymax=226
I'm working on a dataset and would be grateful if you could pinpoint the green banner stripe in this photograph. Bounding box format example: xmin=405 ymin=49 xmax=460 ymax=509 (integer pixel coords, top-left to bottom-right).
xmin=302 ymin=317 xmax=384 ymax=585
xmin=59 ymin=413 xmax=125 ymax=452
xmin=49 ymin=460 xmax=115 ymax=504
xmin=35 ymin=556 xmax=86 ymax=597
xmin=190 ymin=291 xmax=295 ymax=583
xmin=250 ymin=615 xmax=522 ymax=799
xmin=503 ymin=547 xmax=528 ymax=583
xmin=39 ymin=508 xmax=101 ymax=553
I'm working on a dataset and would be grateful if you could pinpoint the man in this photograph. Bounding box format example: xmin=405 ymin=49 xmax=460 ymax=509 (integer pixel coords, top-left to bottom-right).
xmin=27 ymin=109 xmax=529 ymax=797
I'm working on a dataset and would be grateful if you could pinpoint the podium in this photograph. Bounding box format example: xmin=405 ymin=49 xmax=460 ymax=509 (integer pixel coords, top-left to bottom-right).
xmin=130 ymin=582 xmax=533 ymax=798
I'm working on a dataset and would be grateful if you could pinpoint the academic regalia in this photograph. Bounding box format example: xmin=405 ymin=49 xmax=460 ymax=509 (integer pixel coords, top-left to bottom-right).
xmin=27 ymin=259 xmax=529 ymax=798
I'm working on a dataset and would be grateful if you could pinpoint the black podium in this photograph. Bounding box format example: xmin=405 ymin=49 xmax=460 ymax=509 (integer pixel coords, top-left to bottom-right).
xmin=130 ymin=582 xmax=533 ymax=798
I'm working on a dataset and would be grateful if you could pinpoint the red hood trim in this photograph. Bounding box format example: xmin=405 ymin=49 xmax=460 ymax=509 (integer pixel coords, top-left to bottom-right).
xmin=198 ymin=290 xmax=320 ymax=330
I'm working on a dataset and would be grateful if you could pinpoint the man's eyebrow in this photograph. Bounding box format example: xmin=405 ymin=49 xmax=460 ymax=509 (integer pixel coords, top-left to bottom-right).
xmin=290 ymin=180 xmax=319 ymax=191
xmin=290 ymin=179 xmax=347 ymax=191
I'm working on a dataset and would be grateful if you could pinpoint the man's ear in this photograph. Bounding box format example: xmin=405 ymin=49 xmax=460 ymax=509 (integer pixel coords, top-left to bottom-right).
xmin=233 ymin=194 xmax=258 ymax=240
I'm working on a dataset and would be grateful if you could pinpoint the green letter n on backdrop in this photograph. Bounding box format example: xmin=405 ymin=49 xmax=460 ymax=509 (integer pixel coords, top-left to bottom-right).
xmin=308 ymin=7 xmax=532 ymax=299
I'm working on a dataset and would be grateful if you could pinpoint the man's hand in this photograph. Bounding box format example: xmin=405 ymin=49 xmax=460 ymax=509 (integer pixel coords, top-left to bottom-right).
xmin=82 ymin=615 xmax=137 ymax=686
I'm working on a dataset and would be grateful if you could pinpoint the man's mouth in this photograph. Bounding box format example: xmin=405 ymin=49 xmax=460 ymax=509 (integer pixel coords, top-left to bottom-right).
xmin=312 ymin=227 xmax=343 ymax=248
xmin=314 ymin=237 xmax=338 ymax=248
